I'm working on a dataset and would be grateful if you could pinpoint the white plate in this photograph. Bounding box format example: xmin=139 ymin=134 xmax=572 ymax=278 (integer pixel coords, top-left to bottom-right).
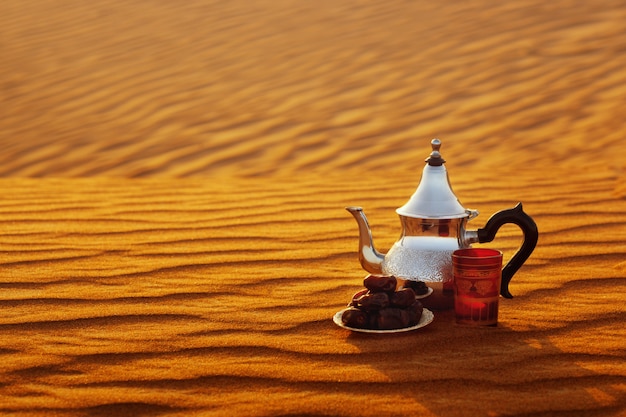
xmin=333 ymin=308 xmax=434 ymax=334
xmin=414 ymin=287 xmax=433 ymax=300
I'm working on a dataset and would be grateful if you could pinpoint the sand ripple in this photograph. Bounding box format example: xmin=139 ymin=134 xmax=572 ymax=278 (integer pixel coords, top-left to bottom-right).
xmin=0 ymin=173 xmax=624 ymax=416
xmin=1 ymin=0 xmax=625 ymax=178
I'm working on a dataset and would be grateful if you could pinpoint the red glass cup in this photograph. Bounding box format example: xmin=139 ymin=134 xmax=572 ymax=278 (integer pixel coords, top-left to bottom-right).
xmin=452 ymin=248 xmax=503 ymax=326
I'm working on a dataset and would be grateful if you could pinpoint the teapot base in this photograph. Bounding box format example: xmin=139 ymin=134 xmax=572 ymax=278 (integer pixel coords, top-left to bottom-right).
xmin=398 ymin=279 xmax=454 ymax=311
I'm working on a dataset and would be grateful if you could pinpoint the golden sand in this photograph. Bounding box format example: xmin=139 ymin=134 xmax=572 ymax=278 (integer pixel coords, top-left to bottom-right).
xmin=0 ymin=1 xmax=625 ymax=416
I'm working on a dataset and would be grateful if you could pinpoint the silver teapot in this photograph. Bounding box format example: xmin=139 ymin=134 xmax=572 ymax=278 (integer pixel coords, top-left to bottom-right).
xmin=347 ymin=139 xmax=538 ymax=310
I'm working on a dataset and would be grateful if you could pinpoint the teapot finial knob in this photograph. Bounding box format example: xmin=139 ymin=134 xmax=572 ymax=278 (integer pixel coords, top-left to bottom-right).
xmin=426 ymin=138 xmax=445 ymax=166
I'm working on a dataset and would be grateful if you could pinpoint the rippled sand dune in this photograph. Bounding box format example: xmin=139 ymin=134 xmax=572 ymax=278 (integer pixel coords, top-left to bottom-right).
xmin=1 ymin=172 xmax=625 ymax=417
xmin=1 ymin=0 xmax=625 ymax=416
xmin=1 ymin=0 xmax=626 ymax=177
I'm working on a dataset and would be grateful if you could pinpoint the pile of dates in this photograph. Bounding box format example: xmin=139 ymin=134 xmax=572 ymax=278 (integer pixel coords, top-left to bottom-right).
xmin=341 ymin=274 xmax=425 ymax=330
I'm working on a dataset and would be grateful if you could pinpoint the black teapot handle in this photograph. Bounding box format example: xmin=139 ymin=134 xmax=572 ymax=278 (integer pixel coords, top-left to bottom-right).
xmin=476 ymin=203 xmax=538 ymax=299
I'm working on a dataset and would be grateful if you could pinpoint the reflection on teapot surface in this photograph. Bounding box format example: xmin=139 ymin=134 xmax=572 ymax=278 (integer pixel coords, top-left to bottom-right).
xmin=384 ymin=236 xmax=456 ymax=282
xmin=346 ymin=139 xmax=538 ymax=310
xmin=385 ymin=237 xmax=457 ymax=310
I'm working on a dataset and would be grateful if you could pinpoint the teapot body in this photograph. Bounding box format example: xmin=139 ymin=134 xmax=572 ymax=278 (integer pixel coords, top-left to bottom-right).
xmin=383 ymin=216 xmax=470 ymax=309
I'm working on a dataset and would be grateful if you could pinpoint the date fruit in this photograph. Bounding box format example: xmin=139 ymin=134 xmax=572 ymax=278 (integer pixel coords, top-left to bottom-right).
xmin=403 ymin=280 xmax=429 ymax=295
xmin=357 ymin=292 xmax=389 ymax=311
xmin=377 ymin=308 xmax=410 ymax=330
xmin=348 ymin=289 xmax=369 ymax=307
xmin=389 ymin=288 xmax=417 ymax=308
xmin=363 ymin=274 xmax=397 ymax=293
xmin=407 ymin=301 xmax=424 ymax=326
xmin=341 ymin=307 xmax=368 ymax=328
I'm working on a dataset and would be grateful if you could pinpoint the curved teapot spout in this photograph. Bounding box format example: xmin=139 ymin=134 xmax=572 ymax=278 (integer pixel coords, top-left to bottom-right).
xmin=346 ymin=206 xmax=385 ymax=274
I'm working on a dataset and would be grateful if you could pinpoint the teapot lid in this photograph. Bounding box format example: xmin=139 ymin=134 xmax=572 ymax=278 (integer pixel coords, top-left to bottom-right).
xmin=396 ymin=139 xmax=469 ymax=219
